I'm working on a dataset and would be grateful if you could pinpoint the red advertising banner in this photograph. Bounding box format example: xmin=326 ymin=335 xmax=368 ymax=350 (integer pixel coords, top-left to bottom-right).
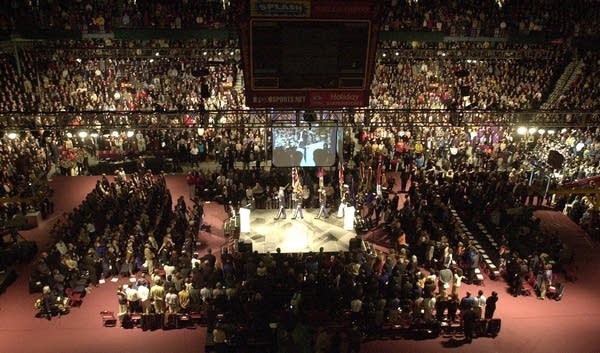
xmin=308 ymin=90 xmax=367 ymax=108
xmin=247 ymin=90 xmax=368 ymax=108
xmin=311 ymin=1 xmax=376 ymax=19
xmin=248 ymin=91 xmax=309 ymax=107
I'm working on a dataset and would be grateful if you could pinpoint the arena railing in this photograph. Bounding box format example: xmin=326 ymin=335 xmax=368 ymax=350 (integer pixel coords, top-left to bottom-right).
xmin=0 ymin=109 xmax=599 ymax=131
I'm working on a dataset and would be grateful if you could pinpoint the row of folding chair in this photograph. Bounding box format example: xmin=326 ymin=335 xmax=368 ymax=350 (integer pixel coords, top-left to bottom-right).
xmin=449 ymin=209 xmax=495 ymax=285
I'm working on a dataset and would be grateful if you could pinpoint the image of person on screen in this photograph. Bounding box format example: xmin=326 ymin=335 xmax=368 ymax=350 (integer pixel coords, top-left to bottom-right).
xmin=315 ymin=188 xmax=329 ymax=219
xmin=272 ymin=127 xmax=337 ymax=167
xmin=274 ymin=186 xmax=287 ymax=220
xmin=298 ymin=129 xmax=311 ymax=162
xmin=291 ymin=186 xmax=304 ymax=220
xmin=313 ymin=142 xmax=335 ymax=166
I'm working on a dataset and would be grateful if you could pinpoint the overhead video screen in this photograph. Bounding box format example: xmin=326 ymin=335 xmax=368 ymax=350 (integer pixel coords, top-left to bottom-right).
xmin=272 ymin=126 xmax=341 ymax=167
xmin=251 ymin=19 xmax=369 ymax=89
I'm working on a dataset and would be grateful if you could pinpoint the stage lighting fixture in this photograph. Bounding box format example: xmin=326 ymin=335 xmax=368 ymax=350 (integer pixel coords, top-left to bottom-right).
xmin=78 ymin=131 xmax=88 ymax=138
xmin=155 ymin=52 xmax=160 ymax=57
xmin=517 ymin=126 xmax=527 ymax=135
xmin=66 ymin=132 xmax=73 ymax=138
xmin=7 ymin=132 xmax=18 ymax=140
xmin=528 ymin=127 xmax=537 ymax=134
xmin=111 ymin=131 xmax=119 ymax=137
xmin=127 ymin=130 xmax=135 ymax=138
xmin=303 ymin=110 xmax=317 ymax=122
xmin=538 ymin=129 xmax=546 ymax=135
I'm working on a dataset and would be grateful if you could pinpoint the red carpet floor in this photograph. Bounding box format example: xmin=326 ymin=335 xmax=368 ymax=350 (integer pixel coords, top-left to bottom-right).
xmin=0 ymin=175 xmax=599 ymax=353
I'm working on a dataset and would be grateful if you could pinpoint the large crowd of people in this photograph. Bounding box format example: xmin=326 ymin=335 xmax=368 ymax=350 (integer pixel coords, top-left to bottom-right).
xmin=1 ymin=0 xmax=232 ymax=33
xmin=2 ymin=0 xmax=598 ymax=39
xmin=381 ymin=0 xmax=599 ymax=38
xmin=371 ymin=46 xmax=565 ymax=111
xmin=31 ymin=171 xmax=204 ymax=319
xmin=0 ymin=40 xmax=242 ymax=114
xmin=0 ymin=132 xmax=53 ymax=225
xmin=0 ymin=3 xmax=598 ymax=350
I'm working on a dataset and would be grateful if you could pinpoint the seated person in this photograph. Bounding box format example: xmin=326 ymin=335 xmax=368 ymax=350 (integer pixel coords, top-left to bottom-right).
xmin=35 ymin=285 xmax=68 ymax=320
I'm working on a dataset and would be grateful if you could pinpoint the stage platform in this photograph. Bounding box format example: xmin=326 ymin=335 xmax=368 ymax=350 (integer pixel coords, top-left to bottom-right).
xmin=238 ymin=209 xmax=356 ymax=254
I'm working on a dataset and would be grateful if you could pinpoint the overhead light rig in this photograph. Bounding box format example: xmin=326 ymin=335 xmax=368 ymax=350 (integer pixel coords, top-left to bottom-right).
xmin=0 ymin=108 xmax=598 ymax=131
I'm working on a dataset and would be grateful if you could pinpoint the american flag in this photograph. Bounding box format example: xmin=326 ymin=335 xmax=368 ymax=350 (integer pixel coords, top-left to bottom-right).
xmin=338 ymin=161 xmax=344 ymax=196
xmin=376 ymin=154 xmax=383 ymax=187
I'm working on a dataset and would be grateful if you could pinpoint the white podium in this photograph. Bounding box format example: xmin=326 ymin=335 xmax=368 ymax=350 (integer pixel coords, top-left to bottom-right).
xmin=239 ymin=207 xmax=251 ymax=233
xmin=343 ymin=206 xmax=355 ymax=230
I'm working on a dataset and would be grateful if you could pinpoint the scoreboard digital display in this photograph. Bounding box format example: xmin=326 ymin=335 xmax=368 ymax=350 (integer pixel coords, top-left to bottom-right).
xmin=238 ymin=0 xmax=380 ymax=108
xmin=251 ymin=19 xmax=369 ymax=90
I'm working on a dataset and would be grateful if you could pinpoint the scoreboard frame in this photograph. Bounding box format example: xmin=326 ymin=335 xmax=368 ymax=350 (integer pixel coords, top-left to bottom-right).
xmin=237 ymin=0 xmax=380 ymax=109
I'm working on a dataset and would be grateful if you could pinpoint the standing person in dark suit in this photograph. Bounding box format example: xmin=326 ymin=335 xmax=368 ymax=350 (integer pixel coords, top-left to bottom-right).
xmin=484 ymin=291 xmax=498 ymax=319
xmin=462 ymin=307 xmax=477 ymax=343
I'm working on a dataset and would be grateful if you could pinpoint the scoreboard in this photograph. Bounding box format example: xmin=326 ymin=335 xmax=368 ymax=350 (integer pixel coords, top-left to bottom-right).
xmin=238 ymin=0 xmax=380 ymax=108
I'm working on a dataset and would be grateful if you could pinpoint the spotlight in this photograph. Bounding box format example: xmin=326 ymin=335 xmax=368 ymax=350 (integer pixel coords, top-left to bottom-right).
xmin=547 ymin=129 xmax=556 ymax=135
xmin=155 ymin=52 xmax=160 ymax=57
xmin=78 ymin=131 xmax=88 ymax=138
xmin=66 ymin=132 xmax=73 ymax=138
xmin=127 ymin=130 xmax=135 ymax=138
xmin=517 ymin=126 xmax=527 ymax=135
xmin=528 ymin=127 xmax=537 ymax=134
xmin=538 ymin=129 xmax=546 ymax=135
xmin=7 ymin=132 xmax=18 ymax=140
xmin=111 ymin=131 xmax=119 ymax=137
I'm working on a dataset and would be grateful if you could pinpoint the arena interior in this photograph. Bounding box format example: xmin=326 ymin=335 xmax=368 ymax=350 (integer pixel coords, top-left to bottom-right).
xmin=0 ymin=1 xmax=599 ymax=353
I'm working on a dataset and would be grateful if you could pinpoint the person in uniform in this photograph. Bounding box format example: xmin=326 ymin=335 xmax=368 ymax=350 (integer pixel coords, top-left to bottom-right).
xmin=337 ymin=185 xmax=350 ymax=218
xmin=316 ymin=188 xmax=329 ymax=219
xmin=274 ymin=187 xmax=287 ymax=220
xmin=291 ymin=186 xmax=304 ymax=220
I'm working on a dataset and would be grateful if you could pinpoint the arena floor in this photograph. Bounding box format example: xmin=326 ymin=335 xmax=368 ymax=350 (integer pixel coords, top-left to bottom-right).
xmin=0 ymin=174 xmax=598 ymax=353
